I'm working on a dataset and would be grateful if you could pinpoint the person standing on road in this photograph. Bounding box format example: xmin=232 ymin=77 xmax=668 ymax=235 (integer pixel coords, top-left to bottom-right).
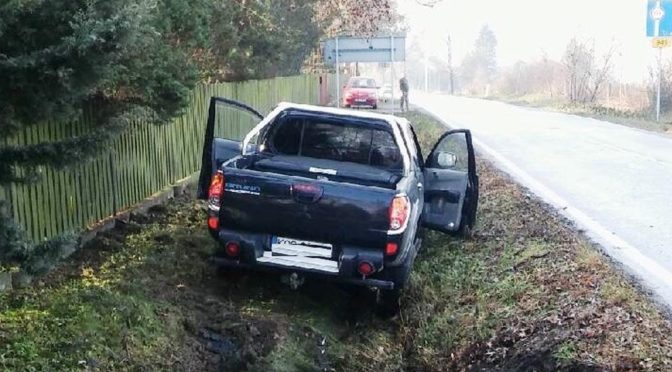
xmin=399 ymin=76 xmax=410 ymax=112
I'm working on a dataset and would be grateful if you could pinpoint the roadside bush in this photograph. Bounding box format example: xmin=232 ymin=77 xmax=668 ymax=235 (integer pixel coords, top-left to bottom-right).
xmin=0 ymin=201 xmax=77 ymax=275
xmin=0 ymin=201 xmax=29 ymax=272
xmin=554 ymin=103 xmax=643 ymax=119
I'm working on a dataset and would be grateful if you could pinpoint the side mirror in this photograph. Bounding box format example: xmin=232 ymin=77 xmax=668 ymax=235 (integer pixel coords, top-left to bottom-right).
xmin=239 ymin=143 xmax=258 ymax=153
xmin=435 ymin=152 xmax=457 ymax=168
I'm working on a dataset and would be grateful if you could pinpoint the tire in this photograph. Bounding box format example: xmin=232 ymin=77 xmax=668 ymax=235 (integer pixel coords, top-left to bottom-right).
xmin=376 ymin=288 xmax=401 ymax=317
xmin=415 ymin=227 xmax=426 ymax=242
xmin=383 ymin=256 xmax=413 ymax=290
xmin=382 ymin=235 xmax=419 ymax=289
xmin=457 ymin=223 xmax=475 ymax=239
xmin=215 ymin=264 xmax=245 ymax=283
xmin=373 ymin=104 xmax=378 ymax=110
xmin=375 ymin=242 xmax=417 ymax=317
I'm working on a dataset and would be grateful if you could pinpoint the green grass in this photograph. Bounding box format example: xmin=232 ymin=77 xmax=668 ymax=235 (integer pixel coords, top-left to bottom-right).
xmin=2 ymin=111 xmax=672 ymax=371
xmin=0 ymin=205 xmax=215 ymax=371
xmin=0 ymin=265 xmax=181 ymax=370
xmin=0 ymin=284 xmax=181 ymax=371
xmin=554 ymin=341 xmax=578 ymax=362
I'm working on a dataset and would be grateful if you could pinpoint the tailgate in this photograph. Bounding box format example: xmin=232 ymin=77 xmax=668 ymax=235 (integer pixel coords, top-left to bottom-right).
xmin=219 ymin=169 xmax=395 ymax=248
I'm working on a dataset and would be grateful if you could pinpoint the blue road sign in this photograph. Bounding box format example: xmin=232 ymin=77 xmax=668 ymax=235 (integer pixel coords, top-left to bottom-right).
xmin=647 ymin=0 xmax=672 ymax=37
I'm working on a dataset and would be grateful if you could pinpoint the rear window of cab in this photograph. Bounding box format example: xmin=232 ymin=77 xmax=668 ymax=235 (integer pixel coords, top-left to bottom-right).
xmin=265 ymin=117 xmax=403 ymax=170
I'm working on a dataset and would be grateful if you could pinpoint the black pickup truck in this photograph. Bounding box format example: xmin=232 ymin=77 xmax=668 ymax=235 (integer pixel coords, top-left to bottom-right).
xmin=197 ymin=98 xmax=478 ymax=312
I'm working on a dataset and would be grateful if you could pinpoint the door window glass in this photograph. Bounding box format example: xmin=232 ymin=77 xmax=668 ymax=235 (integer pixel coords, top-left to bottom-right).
xmin=427 ymin=133 xmax=469 ymax=171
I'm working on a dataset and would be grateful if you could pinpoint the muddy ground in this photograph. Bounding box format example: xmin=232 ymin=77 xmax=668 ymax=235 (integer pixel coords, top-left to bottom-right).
xmin=2 ymin=112 xmax=672 ymax=371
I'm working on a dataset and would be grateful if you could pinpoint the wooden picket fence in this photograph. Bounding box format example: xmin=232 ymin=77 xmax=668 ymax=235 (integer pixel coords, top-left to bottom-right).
xmin=0 ymin=75 xmax=322 ymax=242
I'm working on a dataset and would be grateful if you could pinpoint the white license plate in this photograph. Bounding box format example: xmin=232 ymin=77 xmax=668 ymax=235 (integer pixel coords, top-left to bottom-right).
xmin=355 ymin=99 xmax=367 ymax=102
xmin=271 ymin=236 xmax=332 ymax=258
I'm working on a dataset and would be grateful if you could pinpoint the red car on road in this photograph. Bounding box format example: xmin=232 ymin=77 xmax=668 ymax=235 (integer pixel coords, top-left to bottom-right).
xmin=343 ymin=77 xmax=379 ymax=109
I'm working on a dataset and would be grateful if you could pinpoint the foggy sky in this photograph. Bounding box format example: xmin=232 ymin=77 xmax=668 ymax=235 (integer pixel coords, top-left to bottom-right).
xmin=399 ymin=0 xmax=659 ymax=83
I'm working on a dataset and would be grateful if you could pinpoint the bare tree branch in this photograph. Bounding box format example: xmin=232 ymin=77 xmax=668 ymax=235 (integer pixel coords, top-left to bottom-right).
xmin=415 ymin=0 xmax=443 ymax=7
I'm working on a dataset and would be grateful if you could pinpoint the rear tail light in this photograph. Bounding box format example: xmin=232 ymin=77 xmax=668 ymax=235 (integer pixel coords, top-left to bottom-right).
xmin=208 ymin=216 xmax=219 ymax=230
xmin=358 ymin=261 xmax=375 ymax=277
xmin=389 ymin=195 xmax=410 ymax=232
xmin=207 ymin=171 xmax=224 ymax=230
xmin=208 ymin=171 xmax=224 ymax=211
xmin=385 ymin=242 xmax=399 ymax=256
xmin=225 ymin=241 xmax=241 ymax=257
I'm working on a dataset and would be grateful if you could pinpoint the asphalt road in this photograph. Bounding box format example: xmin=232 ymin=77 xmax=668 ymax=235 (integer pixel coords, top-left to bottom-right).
xmin=415 ymin=93 xmax=672 ymax=308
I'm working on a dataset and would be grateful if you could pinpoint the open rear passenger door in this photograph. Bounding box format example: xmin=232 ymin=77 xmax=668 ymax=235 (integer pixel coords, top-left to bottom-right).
xmin=421 ymin=129 xmax=479 ymax=236
xmin=197 ymin=97 xmax=264 ymax=199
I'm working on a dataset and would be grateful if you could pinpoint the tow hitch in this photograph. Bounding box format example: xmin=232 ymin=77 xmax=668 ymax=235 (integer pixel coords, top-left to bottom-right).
xmin=281 ymin=272 xmax=305 ymax=290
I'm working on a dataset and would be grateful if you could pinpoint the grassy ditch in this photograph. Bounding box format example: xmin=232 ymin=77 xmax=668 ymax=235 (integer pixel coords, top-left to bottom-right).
xmin=2 ymin=111 xmax=672 ymax=371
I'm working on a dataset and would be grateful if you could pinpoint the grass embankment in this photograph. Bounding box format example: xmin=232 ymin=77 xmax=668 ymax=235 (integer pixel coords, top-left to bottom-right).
xmin=487 ymin=94 xmax=672 ymax=134
xmin=2 ymin=111 xmax=672 ymax=371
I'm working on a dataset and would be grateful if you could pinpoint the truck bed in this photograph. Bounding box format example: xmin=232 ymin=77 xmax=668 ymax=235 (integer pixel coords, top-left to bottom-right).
xmin=219 ymin=155 xmax=399 ymax=248
xmin=252 ymin=155 xmax=402 ymax=188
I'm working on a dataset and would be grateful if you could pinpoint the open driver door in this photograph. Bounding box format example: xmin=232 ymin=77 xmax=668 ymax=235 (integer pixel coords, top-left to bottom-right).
xmin=196 ymin=97 xmax=264 ymax=199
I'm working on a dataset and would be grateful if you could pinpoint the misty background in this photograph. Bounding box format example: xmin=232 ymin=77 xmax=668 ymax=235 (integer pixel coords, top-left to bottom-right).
xmin=395 ymin=0 xmax=669 ymax=120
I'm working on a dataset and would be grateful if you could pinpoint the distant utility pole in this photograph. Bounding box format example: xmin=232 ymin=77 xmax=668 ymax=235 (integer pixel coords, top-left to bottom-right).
xmin=447 ymin=35 xmax=455 ymax=95
xmin=424 ymin=55 xmax=429 ymax=92
xmin=335 ymin=36 xmax=340 ymax=108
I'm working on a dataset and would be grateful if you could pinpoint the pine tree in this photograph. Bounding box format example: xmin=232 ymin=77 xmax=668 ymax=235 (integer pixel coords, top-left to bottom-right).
xmin=460 ymin=25 xmax=499 ymax=93
xmin=0 ymin=0 xmax=196 ymax=273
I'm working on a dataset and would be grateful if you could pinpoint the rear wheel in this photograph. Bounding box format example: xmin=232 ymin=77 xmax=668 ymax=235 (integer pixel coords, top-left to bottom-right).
xmin=375 ymin=244 xmax=417 ymax=317
xmin=215 ymin=266 xmax=246 ymax=284
xmin=457 ymin=222 xmax=475 ymax=239
xmin=376 ymin=288 xmax=401 ymax=317
xmin=382 ymin=256 xmax=413 ymax=289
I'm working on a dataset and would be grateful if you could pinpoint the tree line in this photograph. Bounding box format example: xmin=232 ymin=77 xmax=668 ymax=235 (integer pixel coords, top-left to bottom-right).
xmin=412 ymin=26 xmax=655 ymax=113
